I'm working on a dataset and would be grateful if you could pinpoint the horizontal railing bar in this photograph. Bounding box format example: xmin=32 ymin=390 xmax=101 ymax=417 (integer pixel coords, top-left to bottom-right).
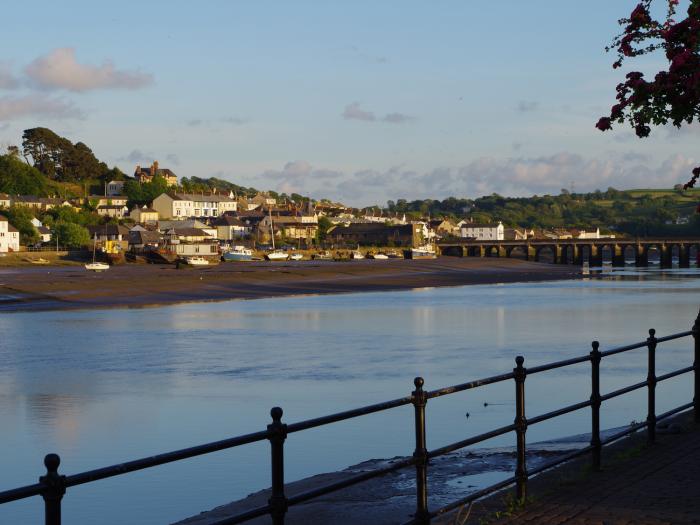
xmin=428 ymin=423 xmax=517 ymax=459
xmin=0 ymin=483 xmax=45 ymax=505
xmin=528 ymin=355 xmax=591 ymax=375
xmin=208 ymin=504 xmax=271 ymax=525
xmin=528 ymin=400 xmax=592 ymax=426
xmin=657 ymin=366 xmax=694 ymax=383
xmin=656 ymin=402 xmax=694 ymax=422
xmin=655 ymin=330 xmax=694 ymax=343
xmin=66 ymin=429 xmax=270 ymax=487
xmin=426 ymin=372 xmax=515 ymax=399
xmin=601 ymin=420 xmax=647 ymax=445
xmin=599 ymin=340 xmax=648 ymax=357
xmin=286 ymin=396 xmax=412 ymax=433
xmin=527 ymin=445 xmax=594 ymax=477
xmin=425 ymin=476 xmax=517 ymax=520
xmin=286 ymin=457 xmax=416 ymax=507
xmin=600 ymin=379 xmax=648 ymax=402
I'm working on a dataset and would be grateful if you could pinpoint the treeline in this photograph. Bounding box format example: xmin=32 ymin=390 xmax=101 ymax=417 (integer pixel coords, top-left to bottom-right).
xmin=387 ymin=188 xmax=700 ymax=237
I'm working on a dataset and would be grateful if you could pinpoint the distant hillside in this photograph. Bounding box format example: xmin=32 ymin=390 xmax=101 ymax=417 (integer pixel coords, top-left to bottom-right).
xmin=387 ymin=188 xmax=700 ymax=237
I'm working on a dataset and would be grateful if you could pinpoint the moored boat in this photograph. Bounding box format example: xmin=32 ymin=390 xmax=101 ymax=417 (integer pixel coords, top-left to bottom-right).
xmin=223 ymin=246 xmax=253 ymax=262
xmin=184 ymin=256 xmax=210 ymax=266
xmin=289 ymin=253 xmax=304 ymax=261
xmin=352 ymin=251 xmax=364 ymax=260
xmin=367 ymin=252 xmax=388 ymax=260
xmin=312 ymin=250 xmax=332 ymax=260
xmin=85 ymin=262 xmax=110 ymax=272
xmin=266 ymin=250 xmax=289 ymax=261
xmin=404 ymin=245 xmax=437 ymax=259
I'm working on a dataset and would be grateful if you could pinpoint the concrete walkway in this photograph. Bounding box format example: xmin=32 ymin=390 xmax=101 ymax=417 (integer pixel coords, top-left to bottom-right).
xmin=466 ymin=413 xmax=700 ymax=525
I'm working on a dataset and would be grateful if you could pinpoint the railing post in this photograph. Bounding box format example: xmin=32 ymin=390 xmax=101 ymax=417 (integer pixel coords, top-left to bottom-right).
xmin=412 ymin=377 xmax=430 ymax=524
xmin=40 ymin=454 xmax=65 ymax=525
xmin=513 ymin=356 xmax=528 ymax=502
xmin=694 ymin=309 xmax=700 ymax=423
xmin=267 ymin=407 xmax=288 ymax=525
xmin=590 ymin=341 xmax=602 ymax=471
xmin=647 ymin=329 xmax=657 ymax=444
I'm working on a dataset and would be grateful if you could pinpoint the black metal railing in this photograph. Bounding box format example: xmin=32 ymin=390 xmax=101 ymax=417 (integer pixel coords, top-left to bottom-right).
xmin=1 ymin=309 xmax=699 ymax=525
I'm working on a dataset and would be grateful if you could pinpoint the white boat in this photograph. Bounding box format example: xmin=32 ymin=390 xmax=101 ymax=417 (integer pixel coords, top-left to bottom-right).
xmin=369 ymin=253 xmax=389 ymax=260
xmin=352 ymin=251 xmax=364 ymax=260
xmin=185 ymin=256 xmax=210 ymax=266
xmin=266 ymin=251 xmax=289 ymax=261
xmin=223 ymin=246 xmax=253 ymax=262
xmin=85 ymin=262 xmax=110 ymax=272
xmin=405 ymin=245 xmax=437 ymax=259
xmin=85 ymin=233 xmax=110 ymax=272
xmin=289 ymin=253 xmax=304 ymax=261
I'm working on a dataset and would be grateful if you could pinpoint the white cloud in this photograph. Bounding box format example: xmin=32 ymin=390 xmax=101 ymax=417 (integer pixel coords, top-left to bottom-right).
xmin=0 ymin=95 xmax=82 ymax=121
xmin=342 ymin=102 xmax=376 ymax=122
xmin=118 ymin=149 xmax=154 ymax=164
xmin=342 ymin=102 xmax=413 ymax=124
xmin=25 ymin=48 xmax=153 ymax=92
xmin=516 ymin=100 xmax=539 ymax=112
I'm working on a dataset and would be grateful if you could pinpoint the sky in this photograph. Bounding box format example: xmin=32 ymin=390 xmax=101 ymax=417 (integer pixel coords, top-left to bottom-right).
xmin=0 ymin=1 xmax=697 ymax=207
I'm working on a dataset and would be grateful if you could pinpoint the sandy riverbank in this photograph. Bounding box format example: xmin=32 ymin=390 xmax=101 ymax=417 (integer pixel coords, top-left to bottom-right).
xmin=0 ymin=257 xmax=581 ymax=313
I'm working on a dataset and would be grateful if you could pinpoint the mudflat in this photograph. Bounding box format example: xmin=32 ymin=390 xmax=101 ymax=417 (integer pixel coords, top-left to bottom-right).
xmin=0 ymin=257 xmax=581 ymax=313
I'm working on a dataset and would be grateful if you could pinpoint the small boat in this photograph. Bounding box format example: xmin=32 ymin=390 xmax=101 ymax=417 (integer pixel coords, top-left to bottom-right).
xmin=404 ymin=245 xmax=437 ymax=260
xmin=185 ymin=256 xmax=210 ymax=266
xmin=223 ymin=246 xmax=253 ymax=262
xmin=386 ymin=251 xmax=402 ymax=259
xmin=367 ymin=253 xmax=389 ymax=260
xmin=85 ymin=262 xmax=110 ymax=272
xmin=266 ymin=250 xmax=289 ymax=261
xmin=312 ymin=251 xmax=333 ymax=260
xmin=27 ymin=257 xmax=50 ymax=265
xmin=86 ymin=234 xmax=110 ymax=272
xmin=352 ymin=251 xmax=364 ymax=260
xmin=289 ymin=253 xmax=304 ymax=261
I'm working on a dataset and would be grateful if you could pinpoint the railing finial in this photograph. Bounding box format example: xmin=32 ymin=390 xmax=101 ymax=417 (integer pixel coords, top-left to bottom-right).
xmin=649 ymin=328 xmax=656 ymax=338
xmin=40 ymin=453 xmax=65 ymax=525
xmin=414 ymin=377 xmax=424 ymax=390
xmin=270 ymin=406 xmax=283 ymax=423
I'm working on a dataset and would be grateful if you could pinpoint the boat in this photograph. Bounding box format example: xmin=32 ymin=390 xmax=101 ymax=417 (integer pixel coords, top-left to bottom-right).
xmin=352 ymin=251 xmax=364 ymax=260
xmin=404 ymin=244 xmax=437 ymax=260
xmin=289 ymin=253 xmax=304 ymax=261
xmin=184 ymin=256 xmax=210 ymax=266
xmin=266 ymin=250 xmax=289 ymax=261
xmin=367 ymin=252 xmax=388 ymax=260
xmin=312 ymin=250 xmax=333 ymax=260
xmin=85 ymin=234 xmax=110 ymax=272
xmin=223 ymin=245 xmax=253 ymax=262
xmin=386 ymin=250 xmax=403 ymax=259
xmin=28 ymin=257 xmax=50 ymax=265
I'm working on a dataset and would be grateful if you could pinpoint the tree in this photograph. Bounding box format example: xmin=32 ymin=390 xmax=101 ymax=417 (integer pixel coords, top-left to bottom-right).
xmin=54 ymin=222 xmax=90 ymax=249
xmin=316 ymin=216 xmax=333 ymax=243
xmin=0 ymin=154 xmax=51 ymax=195
xmin=597 ymin=1 xmax=700 ymax=188
xmin=3 ymin=206 xmax=39 ymax=245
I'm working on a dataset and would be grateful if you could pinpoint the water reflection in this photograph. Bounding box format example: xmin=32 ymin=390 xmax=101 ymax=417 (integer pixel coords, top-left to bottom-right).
xmin=0 ymin=268 xmax=699 ymax=524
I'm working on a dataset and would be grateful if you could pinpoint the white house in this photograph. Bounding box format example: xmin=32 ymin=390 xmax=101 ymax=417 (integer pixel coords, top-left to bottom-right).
xmin=0 ymin=216 xmax=20 ymax=252
xmin=461 ymin=221 xmax=504 ymax=241
xmin=212 ymin=214 xmax=252 ymax=240
xmin=0 ymin=193 xmax=10 ymax=209
xmin=576 ymin=228 xmax=601 ymax=240
xmin=152 ymin=192 xmax=238 ymax=219
xmin=106 ymin=180 xmax=125 ymax=196
xmin=97 ymin=205 xmax=129 ymax=218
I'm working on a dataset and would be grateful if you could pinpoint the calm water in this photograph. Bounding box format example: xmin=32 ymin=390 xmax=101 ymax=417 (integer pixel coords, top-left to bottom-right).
xmin=1 ymin=268 xmax=699 ymax=524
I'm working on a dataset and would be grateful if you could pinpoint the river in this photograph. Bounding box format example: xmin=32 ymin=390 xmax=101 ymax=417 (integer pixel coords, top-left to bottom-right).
xmin=0 ymin=267 xmax=698 ymax=524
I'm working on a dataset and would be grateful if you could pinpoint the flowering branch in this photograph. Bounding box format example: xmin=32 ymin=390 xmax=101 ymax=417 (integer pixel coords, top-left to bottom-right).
xmin=597 ymin=0 xmax=700 ymax=189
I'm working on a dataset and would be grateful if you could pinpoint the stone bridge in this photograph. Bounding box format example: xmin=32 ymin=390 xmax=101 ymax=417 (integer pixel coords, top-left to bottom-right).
xmin=437 ymin=238 xmax=700 ymax=267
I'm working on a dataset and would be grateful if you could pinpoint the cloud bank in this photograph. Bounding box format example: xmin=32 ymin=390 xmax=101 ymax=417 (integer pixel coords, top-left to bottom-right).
xmin=254 ymin=152 xmax=696 ymax=207
xmin=25 ymin=48 xmax=153 ymax=92
xmin=342 ymin=102 xmax=412 ymax=124
xmin=0 ymin=95 xmax=83 ymax=121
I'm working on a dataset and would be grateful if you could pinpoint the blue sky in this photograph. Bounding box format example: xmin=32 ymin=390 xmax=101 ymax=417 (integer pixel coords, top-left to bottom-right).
xmin=0 ymin=1 xmax=696 ymax=206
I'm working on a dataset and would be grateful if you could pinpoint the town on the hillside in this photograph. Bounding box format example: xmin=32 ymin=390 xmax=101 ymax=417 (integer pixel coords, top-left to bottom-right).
xmin=0 ymin=158 xmax=629 ymax=264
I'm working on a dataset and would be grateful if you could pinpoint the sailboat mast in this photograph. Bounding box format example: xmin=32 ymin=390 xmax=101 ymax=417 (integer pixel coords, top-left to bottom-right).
xmin=269 ymin=206 xmax=275 ymax=250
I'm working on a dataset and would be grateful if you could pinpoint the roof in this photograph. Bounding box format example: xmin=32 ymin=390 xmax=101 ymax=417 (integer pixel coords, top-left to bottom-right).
xmin=158 ymin=219 xmax=210 ymax=231
xmin=136 ymin=166 xmax=177 ymax=177
xmin=38 ymin=226 xmax=51 ymax=234
xmin=87 ymin=224 xmax=130 ymax=236
xmin=332 ymin=223 xmax=414 ymax=234
xmin=171 ymin=227 xmax=213 ymax=237
xmin=170 ymin=192 xmax=236 ymax=203
xmin=98 ymin=205 xmax=128 ymax=210
xmin=7 ymin=224 xmax=18 ymax=232
xmin=213 ymin=215 xmax=247 ymax=227
xmin=129 ymin=230 xmax=162 ymax=244
xmin=462 ymin=223 xmax=502 ymax=228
